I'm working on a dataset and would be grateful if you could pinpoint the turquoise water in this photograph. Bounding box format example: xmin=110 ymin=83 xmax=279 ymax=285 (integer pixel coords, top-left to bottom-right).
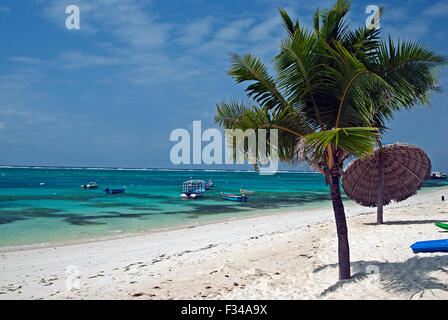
xmin=0 ymin=167 xmax=446 ymax=247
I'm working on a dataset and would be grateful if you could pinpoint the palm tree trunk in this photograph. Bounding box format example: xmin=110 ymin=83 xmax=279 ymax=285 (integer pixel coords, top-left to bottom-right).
xmin=329 ymin=169 xmax=351 ymax=280
xmin=376 ymin=152 xmax=385 ymax=224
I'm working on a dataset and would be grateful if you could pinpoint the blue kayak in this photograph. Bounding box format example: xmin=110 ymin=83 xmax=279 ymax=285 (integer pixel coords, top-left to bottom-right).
xmin=410 ymin=239 xmax=448 ymax=253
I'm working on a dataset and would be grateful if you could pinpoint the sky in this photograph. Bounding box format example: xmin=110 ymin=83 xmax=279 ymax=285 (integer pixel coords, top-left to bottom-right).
xmin=0 ymin=0 xmax=447 ymax=171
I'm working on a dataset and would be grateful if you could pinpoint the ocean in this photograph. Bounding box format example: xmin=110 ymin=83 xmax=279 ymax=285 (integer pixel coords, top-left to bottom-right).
xmin=0 ymin=167 xmax=445 ymax=247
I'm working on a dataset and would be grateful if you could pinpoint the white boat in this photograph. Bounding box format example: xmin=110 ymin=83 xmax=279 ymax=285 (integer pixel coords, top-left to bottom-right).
xmin=430 ymin=172 xmax=447 ymax=180
xmin=81 ymin=182 xmax=98 ymax=189
xmin=181 ymin=179 xmax=206 ymax=199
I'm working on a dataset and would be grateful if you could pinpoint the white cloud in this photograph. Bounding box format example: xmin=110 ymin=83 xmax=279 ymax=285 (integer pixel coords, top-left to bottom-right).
xmin=7 ymin=57 xmax=43 ymax=65
xmin=383 ymin=5 xmax=409 ymax=22
xmin=247 ymin=15 xmax=281 ymax=42
xmin=0 ymin=106 xmax=56 ymax=133
xmin=37 ymin=1 xmax=289 ymax=86
xmin=0 ymin=6 xmax=10 ymax=14
xmin=0 ymin=66 xmax=44 ymax=92
xmin=40 ymin=0 xmax=200 ymax=84
xmin=176 ymin=17 xmax=215 ymax=46
xmin=32 ymin=0 xmax=316 ymax=87
xmin=0 ymin=65 xmax=58 ymax=136
xmin=215 ymin=18 xmax=254 ymax=41
xmin=423 ymin=1 xmax=448 ymax=17
xmin=43 ymin=0 xmax=172 ymax=49
xmin=372 ymin=1 xmax=440 ymax=42
xmin=58 ymin=51 xmax=123 ymax=69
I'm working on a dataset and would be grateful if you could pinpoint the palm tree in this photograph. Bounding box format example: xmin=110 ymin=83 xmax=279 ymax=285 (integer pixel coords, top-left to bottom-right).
xmin=214 ymin=0 xmax=446 ymax=280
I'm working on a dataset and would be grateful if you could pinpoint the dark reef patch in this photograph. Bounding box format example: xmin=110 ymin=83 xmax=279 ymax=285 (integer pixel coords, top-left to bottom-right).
xmin=0 ymin=215 xmax=27 ymax=225
xmin=64 ymin=212 xmax=150 ymax=226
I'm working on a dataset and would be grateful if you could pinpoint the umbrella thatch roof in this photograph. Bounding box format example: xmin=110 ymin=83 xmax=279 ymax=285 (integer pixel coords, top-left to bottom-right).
xmin=341 ymin=143 xmax=431 ymax=207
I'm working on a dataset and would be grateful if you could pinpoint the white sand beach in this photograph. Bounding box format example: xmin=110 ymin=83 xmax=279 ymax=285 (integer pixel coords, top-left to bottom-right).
xmin=1 ymin=187 xmax=447 ymax=300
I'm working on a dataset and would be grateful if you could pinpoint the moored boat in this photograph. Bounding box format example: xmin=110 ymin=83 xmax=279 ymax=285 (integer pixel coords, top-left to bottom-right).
xmin=221 ymin=192 xmax=248 ymax=202
xmin=81 ymin=182 xmax=98 ymax=189
xmin=205 ymin=178 xmax=215 ymax=190
xmin=240 ymin=189 xmax=255 ymax=195
xmin=104 ymin=187 xmax=126 ymax=194
xmin=430 ymin=171 xmax=447 ymax=180
xmin=181 ymin=179 xmax=205 ymax=199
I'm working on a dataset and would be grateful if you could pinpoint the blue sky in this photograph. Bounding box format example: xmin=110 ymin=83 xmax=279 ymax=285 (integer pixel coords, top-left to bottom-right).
xmin=0 ymin=0 xmax=447 ymax=170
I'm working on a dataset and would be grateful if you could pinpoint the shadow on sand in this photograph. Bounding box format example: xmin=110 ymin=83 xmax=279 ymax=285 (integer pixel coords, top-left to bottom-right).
xmin=363 ymin=219 xmax=443 ymax=226
xmin=313 ymin=255 xmax=448 ymax=298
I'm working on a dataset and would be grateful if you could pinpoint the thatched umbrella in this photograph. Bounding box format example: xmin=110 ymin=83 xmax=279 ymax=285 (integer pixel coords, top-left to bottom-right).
xmin=341 ymin=143 xmax=431 ymax=224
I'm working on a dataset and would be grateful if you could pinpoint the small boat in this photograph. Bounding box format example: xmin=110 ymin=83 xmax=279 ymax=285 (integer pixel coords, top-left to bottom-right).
xmin=435 ymin=222 xmax=448 ymax=230
xmin=410 ymin=239 xmax=448 ymax=253
xmin=240 ymin=189 xmax=255 ymax=195
xmin=104 ymin=187 xmax=126 ymax=194
xmin=205 ymin=178 xmax=215 ymax=190
xmin=221 ymin=192 xmax=248 ymax=202
xmin=81 ymin=182 xmax=98 ymax=189
xmin=430 ymin=171 xmax=447 ymax=180
xmin=181 ymin=179 xmax=205 ymax=199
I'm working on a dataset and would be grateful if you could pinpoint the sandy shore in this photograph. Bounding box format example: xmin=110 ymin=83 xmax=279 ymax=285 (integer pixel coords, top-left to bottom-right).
xmin=1 ymin=187 xmax=447 ymax=300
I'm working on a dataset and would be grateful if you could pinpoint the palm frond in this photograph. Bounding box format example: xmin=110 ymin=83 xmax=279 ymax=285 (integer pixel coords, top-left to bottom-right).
xmin=313 ymin=8 xmax=319 ymax=33
xmin=319 ymin=0 xmax=351 ymax=42
xmin=341 ymin=26 xmax=381 ymax=62
xmin=304 ymin=127 xmax=378 ymax=166
xmin=274 ymin=27 xmax=324 ymax=128
xmin=323 ymin=41 xmax=393 ymax=128
xmin=228 ymin=53 xmax=288 ymax=110
xmin=373 ymin=37 xmax=447 ymax=109
xmin=214 ymin=99 xmax=252 ymax=128
xmin=279 ymin=9 xmax=299 ymax=38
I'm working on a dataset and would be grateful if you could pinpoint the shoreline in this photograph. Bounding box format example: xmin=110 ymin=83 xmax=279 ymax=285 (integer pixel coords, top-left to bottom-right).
xmin=0 ymin=186 xmax=447 ymax=299
xmin=0 ymin=201 xmax=333 ymax=253
xmin=1 ymin=185 xmax=445 ymax=253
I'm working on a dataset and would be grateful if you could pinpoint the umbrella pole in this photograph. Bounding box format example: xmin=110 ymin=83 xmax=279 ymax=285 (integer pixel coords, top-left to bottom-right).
xmin=377 ymin=152 xmax=385 ymax=224
xmin=253 ymin=161 xmax=259 ymax=174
